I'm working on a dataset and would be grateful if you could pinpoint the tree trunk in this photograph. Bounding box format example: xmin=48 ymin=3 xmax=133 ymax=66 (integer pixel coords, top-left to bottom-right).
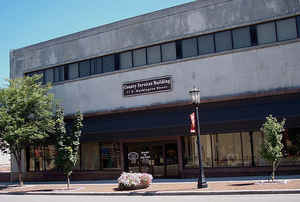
xmin=272 ymin=161 xmax=276 ymax=181
xmin=16 ymin=158 xmax=23 ymax=187
xmin=67 ymin=175 xmax=70 ymax=189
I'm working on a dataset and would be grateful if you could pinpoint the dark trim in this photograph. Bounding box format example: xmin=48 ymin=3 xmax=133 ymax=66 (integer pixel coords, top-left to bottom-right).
xmin=250 ymin=131 xmax=255 ymax=167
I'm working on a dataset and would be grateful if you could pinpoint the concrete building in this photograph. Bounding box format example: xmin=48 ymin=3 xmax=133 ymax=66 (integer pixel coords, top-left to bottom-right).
xmin=9 ymin=0 xmax=300 ymax=180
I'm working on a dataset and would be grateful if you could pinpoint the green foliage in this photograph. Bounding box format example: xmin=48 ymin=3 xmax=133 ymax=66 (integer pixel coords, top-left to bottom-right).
xmin=54 ymin=105 xmax=83 ymax=188
xmin=260 ymin=115 xmax=285 ymax=181
xmin=0 ymin=75 xmax=55 ymax=185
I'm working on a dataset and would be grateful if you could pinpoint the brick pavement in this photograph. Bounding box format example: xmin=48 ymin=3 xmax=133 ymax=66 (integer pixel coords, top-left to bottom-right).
xmin=0 ymin=179 xmax=300 ymax=194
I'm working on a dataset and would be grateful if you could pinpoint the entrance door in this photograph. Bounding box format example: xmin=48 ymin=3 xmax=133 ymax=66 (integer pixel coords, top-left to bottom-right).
xmin=125 ymin=142 xmax=178 ymax=178
xmin=165 ymin=143 xmax=179 ymax=177
xmin=151 ymin=145 xmax=165 ymax=177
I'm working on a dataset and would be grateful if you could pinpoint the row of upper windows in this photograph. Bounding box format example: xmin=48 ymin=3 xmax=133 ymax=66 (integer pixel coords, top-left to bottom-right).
xmin=26 ymin=16 xmax=300 ymax=84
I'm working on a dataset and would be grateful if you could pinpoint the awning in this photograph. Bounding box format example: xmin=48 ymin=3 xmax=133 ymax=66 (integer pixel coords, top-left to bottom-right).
xmin=79 ymin=93 xmax=300 ymax=141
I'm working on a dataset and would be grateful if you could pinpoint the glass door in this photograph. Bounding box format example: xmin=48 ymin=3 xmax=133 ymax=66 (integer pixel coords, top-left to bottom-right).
xmin=165 ymin=143 xmax=179 ymax=177
xmin=151 ymin=145 xmax=165 ymax=177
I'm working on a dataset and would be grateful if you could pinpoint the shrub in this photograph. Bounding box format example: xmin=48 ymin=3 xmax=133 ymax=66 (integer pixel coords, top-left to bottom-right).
xmin=117 ymin=172 xmax=153 ymax=190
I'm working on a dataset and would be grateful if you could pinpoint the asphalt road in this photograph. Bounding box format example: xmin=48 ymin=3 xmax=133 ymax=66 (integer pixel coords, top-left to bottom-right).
xmin=0 ymin=194 xmax=300 ymax=202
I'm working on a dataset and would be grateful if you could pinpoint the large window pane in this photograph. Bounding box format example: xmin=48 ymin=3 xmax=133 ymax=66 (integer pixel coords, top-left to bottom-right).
xmin=252 ymin=131 xmax=271 ymax=166
xmin=212 ymin=133 xmax=243 ymax=167
xmin=100 ymin=143 xmax=121 ymax=169
xmin=182 ymin=38 xmax=198 ymax=58
xmin=68 ymin=63 xmax=79 ymax=80
xmin=281 ymin=128 xmax=300 ymax=166
xmin=120 ymin=51 xmax=132 ymax=69
xmin=53 ymin=67 xmax=64 ymax=82
xmin=91 ymin=58 xmax=102 ymax=74
xmin=198 ymin=34 xmax=215 ymax=55
xmin=257 ymin=22 xmax=276 ymax=44
xmin=147 ymin=45 xmax=161 ymax=64
xmin=241 ymin=132 xmax=252 ymax=167
xmin=182 ymin=135 xmax=212 ymax=168
xmin=44 ymin=69 xmax=53 ymax=83
xmin=81 ymin=142 xmax=100 ymax=171
xmin=276 ymin=17 xmax=297 ymax=41
xmin=215 ymin=31 xmax=232 ymax=52
xmin=79 ymin=60 xmax=90 ymax=77
xmin=232 ymin=26 xmax=251 ymax=49
xmin=102 ymin=55 xmax=115 ymax=73
xmin=45 ymin=145 xmax=56 ymax=171
xmin=161 ymin=42 xmax=176 ymax=62
xmin=133 ymin=48 xmax=146 ymax=67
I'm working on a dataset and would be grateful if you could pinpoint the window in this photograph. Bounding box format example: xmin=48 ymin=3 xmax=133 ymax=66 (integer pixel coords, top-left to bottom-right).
xmin=297 ymin=16 xmax=300 ymax=37
xmin=44 ymin=69 xmax=53 ymax=83
xmin=102 ymin=55 xmax=115 ymax=73
xmin=133 ymin=48 xmax=146 ymax=67
xmin=198 ymin=34 xmax=215 ymax=55
xmin=100 ymin=143 xmax=121 ymax=169
xmin=215 ymin=30 xmax=232 ymax=52
xmin=147 ymin=45 xmax=161 ymax=64
xmin=91 ymin=58 xmax=102 ymax=74
xmin=232 ymin=26 xmax=251 ymax=49
xmin=81 ymin=142 xmax=100 ymax=171
xmin=119 ymin=51 xmax=132 ymax=69
xmin=161 ymin=42 xmax=176 ymax=62
xmin=256 ymin=22 xmax=276 ymax=44
xmin=54 ymin=66 xmax=64 ymax=82
xmin=276 ymin=17 xmax=297 ymax=41
xmin=68 ymin=63 xmax=79 ymax=80
xmin=182 ymin=38 xmax=198 ymax=58
xmin=27 ymin=145 xmax=56 ymax=172
xmin=79 ymin=60 xmax=90 ymax=77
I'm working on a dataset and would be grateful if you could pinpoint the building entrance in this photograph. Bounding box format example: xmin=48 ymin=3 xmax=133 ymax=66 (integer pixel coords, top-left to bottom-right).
xmin=125 ymin=142 xmax=178 ymax=178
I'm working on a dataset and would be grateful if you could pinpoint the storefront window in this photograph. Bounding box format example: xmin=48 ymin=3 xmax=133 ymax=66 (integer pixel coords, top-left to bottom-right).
xmin=81 ymin=142 xmax=100 ymax=171
xmin=182 ymin=135 xmax=212 ymax=168
xmin=252 ymin=131 xmax=271 ymax=166
xmin=281 ymin=128 xmax=300 ymax=165
xmin=241 ymin=132 xmax=252 ymax=167
xmin=28 ymin=145 xmax=56 ymax=172
xmin=212 ymin=133 xmax=243 ymax=167
xmin=100 ymin=143 xmax=121 ymax=169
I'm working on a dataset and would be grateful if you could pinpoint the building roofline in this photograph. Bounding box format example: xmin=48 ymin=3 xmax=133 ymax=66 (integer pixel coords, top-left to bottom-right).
xmin=12 ymin=0 xmax=229 ymax=52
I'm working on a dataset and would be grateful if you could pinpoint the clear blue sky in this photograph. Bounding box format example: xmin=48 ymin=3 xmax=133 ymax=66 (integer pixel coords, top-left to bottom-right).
xmin=0 ymin=0 xmax=193 ymax=85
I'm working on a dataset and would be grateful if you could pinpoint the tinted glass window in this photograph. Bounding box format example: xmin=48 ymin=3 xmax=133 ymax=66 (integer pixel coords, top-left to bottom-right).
xmin=120 ymin=51 xmax=132 ymax=69
xmin=147 ymin=45 xmax=161 ymax=64
xmin=161 ymin=42 xmax=176 ymax=62
xmin=59 ymin=66 xmax=64 ymax=81
xmin=91 ymin=58 xmax=102 ymax=74
xmin=232 ymin=26 xmax=251 ymax=49
xmin=68 ymin=63 xmax=79 ymax=80
xmin=44 ymin=69 xmax=53 ymax=83
xmin=256 ymin=22 xmax=276 ymax=44
xmin=102 ymin=55 xmax=115 ymax=73
xmin=182 ymin=38 xmax=198 ymax=58
xmin=198 ymin=34 xmax=215 ymax=55
xmin=79 ymin=60 xmax=90 ymax=77
xmin=133 ymin=48 xmax=146 ymax=67
xmin=276 ymin=18 xmax=297 ymax=41
xmin=215 ymin=30 xmax=232 ymax=52
xmin=54 ymin=67 xmax=60 ymax=82
xmin=297 ymin=16 xmax=300 ymax=37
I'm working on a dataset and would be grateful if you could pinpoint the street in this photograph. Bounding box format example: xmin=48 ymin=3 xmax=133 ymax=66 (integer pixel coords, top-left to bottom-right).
xmin=0 ymin=194 xmax=300 ymax=202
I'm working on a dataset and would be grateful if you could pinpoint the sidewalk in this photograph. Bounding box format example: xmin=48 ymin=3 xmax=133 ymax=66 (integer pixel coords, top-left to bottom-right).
xmin=1 ymin=176 xmax=300 ymax=196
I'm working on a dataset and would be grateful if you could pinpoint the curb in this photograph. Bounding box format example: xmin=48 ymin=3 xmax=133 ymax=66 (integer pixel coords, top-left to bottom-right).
xmin=1 ymin=189 xmax=300 ymax=196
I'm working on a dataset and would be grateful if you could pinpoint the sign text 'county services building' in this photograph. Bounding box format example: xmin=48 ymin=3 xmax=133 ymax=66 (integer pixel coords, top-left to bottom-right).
xmin=122 ymin=76 xmax=172 ymax=97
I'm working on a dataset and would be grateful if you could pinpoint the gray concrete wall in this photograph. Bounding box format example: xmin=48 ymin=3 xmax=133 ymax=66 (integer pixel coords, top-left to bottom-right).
xmin=10 ymin=0 xmax=300 ymax=78
xmin=51 ymin=41 xmax=300 ymax=116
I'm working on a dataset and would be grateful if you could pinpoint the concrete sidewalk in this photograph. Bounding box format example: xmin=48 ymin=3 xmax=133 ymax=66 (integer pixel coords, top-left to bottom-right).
xmin=1 ymin=176 xmax=300 ymax=196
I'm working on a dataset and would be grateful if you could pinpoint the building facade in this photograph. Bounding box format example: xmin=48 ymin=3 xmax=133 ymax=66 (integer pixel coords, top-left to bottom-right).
xmin=10 ymin=0 xmax=300 ymax=180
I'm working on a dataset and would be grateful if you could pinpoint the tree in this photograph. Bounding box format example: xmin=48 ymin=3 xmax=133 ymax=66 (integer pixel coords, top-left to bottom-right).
xmin=260 ymin=115 xmax=285 ymax=181
xmin=55 ymin=105 xmax=83 ymax=189
xmin=0 ymin=75 xmax=55 ymax=186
